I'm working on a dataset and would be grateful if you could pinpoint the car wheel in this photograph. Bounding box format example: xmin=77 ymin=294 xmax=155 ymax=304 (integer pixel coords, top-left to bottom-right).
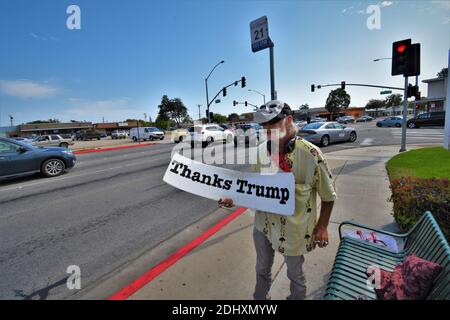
xmin=376 ymin=123 xmax=382 ymax=127
xmin=178 ymin=136 xmax=184 ymax=142
xmin=132 ymin=136 xmax=137 ymax=142
xmin=59 ymin=142 xmax=69 ymax=148
xmin=41 ymin=159 xmax=65 ymax=177
xmin=207 ymin=137 xmax=214 ymax=145
xmin=395 ymin=123 xmax=401 ymax=128
xmin=408 ymin=122 xmax=416 ymax=129
xmin=320 ymin=135 xmax=330 ymax=147
xmin=160 ymin=136 xmax=164 ymax=140
xmin=97 ymin=137 xmax=101 ymax=140
xmin=348 ymin=131 xmax=357 ymax=142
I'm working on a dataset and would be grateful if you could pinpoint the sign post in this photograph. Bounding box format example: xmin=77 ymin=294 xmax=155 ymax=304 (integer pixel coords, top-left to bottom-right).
xmin=444 ymin=50 xmax=450 ymax=150
xmin=250 ymin=16 xmax=276 ymax=100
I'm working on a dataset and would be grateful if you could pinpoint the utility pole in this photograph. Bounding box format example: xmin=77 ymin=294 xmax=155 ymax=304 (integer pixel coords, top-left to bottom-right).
xmin=399 ymin=76 xmax=409 ymax=152
xmin=197 ymin=104 xmax=201 ymax=121
xmin=9 ymin=115 xmax=13 ymax=126
xmin=270 ymin=44 xmax=276 ymax=100
xmin=205 ymin=60 xmax=225 ymax=124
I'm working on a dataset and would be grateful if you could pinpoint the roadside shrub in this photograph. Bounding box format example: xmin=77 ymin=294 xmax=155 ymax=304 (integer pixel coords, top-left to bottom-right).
xmin=389 ymin=177 xmax=450 ymax=241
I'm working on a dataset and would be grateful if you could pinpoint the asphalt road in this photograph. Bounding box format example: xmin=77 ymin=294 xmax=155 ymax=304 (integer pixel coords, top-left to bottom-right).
xmin=0 ymin=122 xmax=444 ymax=299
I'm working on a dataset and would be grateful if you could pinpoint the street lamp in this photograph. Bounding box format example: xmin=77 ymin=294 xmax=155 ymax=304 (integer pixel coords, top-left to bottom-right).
xmin=248 ymin=89 xmax=266 ymax=105
xmin=373 ymin=57 xmax=392 ymax=62
xmin=205 ymin=60 xmax=225 ymax=123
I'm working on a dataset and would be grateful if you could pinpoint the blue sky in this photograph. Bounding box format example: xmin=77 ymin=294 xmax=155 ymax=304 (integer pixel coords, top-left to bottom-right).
xmin=0 ymin=0 xmax=449 ymax=126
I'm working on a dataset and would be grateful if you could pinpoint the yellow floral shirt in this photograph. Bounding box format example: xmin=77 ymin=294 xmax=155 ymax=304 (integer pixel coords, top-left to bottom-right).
xmin=252 ymin=138 xmax=337 ymax=256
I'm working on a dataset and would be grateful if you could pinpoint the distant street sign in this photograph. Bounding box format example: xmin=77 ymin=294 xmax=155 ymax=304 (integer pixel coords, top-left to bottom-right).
xmin=380 ymin=90 xmax=392 ymax=95
xmin=250 ymin=16 xmax=271 ymax=52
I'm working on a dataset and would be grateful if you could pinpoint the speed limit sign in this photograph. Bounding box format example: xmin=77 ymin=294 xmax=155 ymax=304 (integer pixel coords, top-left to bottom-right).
xmin=250 ymin=16 xmax=271 ymax=52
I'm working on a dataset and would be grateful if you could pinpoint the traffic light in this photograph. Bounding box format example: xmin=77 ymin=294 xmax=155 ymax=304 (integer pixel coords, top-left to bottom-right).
xmin=415 ymin=90 xmax=421 ymax=101
xmin=245 ymin=101 xmax=248 ymax=107
xmin=341 ymin=81 xmax=345 ymax=90
xmin=233 ymin=100 xmax=237 ymax=106
xmin=210 ymin=112 xmax=214 ymax=119
xmin=392 ymin=39 xmax=420 ymax=77
xmin=311 ymin=84 xmax=315 ymax=92
xmin=223 ymin=87 xmax=227 ymax=97
xmin=407 ymin=84 xmax=419 ymax=98
xmin=241 ymin=76 xmax=246 ymax=88
xmin=392 ymin=39 xmax=411 ymax=76
xmin=234 ymin=81 xmax=238 ymax=86
xmin=206 ymin=110 xmax=209 ymax=118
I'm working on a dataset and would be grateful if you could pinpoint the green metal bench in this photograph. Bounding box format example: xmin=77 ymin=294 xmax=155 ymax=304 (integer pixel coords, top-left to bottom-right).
xmin=324 ymin=211 xmax=450 ymax=300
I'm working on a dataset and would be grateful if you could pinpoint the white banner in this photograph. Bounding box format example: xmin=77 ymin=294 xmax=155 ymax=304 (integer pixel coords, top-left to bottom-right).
xmin=163 ymin=153 xmax=295 ymax=216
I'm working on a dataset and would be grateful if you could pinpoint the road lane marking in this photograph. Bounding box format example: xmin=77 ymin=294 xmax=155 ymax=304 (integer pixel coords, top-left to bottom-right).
xmin=360 ymin=138 xmax=374 ymax=146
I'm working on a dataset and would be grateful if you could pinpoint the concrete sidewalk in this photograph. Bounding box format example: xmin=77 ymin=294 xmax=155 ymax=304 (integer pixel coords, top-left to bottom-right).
xmin=127 ymin=145 xmax=424 ymax=300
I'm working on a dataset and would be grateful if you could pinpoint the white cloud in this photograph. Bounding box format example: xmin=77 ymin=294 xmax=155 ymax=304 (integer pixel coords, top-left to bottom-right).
xmin=29 ymin=32 xmax=59 ymax=41
xmin=0 ymin=80 xmax=58 ymax=98
xmin=380 ymin=1 xmax=393 ymax=7
xmin=65 ymin=98 xmax=132 ymax=118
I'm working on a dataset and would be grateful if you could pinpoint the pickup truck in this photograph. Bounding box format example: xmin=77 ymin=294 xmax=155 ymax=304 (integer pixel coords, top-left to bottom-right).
xmin=31 ymin=135 xmax=75 ymax=148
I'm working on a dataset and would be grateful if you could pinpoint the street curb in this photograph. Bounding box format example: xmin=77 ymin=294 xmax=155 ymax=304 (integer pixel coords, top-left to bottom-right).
xmin=73 ymin=143 xmax=155 ymax=155
xmin=107 ymin=207 xmax=247 ymax=300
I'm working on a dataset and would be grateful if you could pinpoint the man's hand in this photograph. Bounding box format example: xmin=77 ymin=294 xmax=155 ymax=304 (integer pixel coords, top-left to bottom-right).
xmin=311 ymin=225 xmax=329 ymax=249
xmin=218 ymin=198 xmax=234 ymax=208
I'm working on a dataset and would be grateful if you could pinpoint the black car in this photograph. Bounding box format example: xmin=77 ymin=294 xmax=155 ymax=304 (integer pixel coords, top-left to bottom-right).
xmin=74 ymin=130 xmax=102 ymax=141
xmin=234 ymin=123 xmax=262 ymax=147
xmin=407 ymin=112 xmax=445 ymax=128
xmin=0 ymin=137 xmax=76 ymax=178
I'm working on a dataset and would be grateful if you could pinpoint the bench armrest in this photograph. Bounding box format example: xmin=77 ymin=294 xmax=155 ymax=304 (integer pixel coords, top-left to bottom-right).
xmin=338 ymin=221 xmax=408 ymax=240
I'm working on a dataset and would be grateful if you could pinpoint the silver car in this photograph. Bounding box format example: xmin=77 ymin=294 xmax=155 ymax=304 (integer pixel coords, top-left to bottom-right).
xmin=298 ymin=122 xmax=357 ymax=147
xmin=31 ymin=134 xmax=74 ymax=148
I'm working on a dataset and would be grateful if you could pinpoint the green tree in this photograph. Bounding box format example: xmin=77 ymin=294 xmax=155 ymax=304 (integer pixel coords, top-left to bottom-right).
xmin=325 ymin=88 xmax=350 ymax=120
xmin=26 ymin=118 xmax=60 ymax=124
xmin=212 ymin=113 xmax=228 ymax=124
xmin=227 ymin=113 xmax=240 ymax=123
xmin=155 ymin=114 xmax=173 ymax=130
xmin=385 ymin=94 xmax=403 ymax=114
xmin=437 ymin=67 xmax=448 ymax=78
xmin=365 ymin=99 xmax=386 ymax=117
xmin=299 ymin=103 xmax=309 ymax=110
xmin=157 ymin=95 xmax=189 ymax=126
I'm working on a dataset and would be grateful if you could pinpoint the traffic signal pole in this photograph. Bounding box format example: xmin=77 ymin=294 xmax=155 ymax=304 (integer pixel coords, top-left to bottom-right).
xmin=400 ymin=76 xmax=409 ymax=152
xmin=270 ymin=45 xmax=276 ymax=100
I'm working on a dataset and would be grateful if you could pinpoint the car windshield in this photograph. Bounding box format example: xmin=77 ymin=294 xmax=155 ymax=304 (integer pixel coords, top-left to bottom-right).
xmin=6 ymin=138 xmax=36 ymax=149
xmin=147 ymin=127 xmax=159 ymax=132
xmin=303 ymin=123 xmax=324 ymax=130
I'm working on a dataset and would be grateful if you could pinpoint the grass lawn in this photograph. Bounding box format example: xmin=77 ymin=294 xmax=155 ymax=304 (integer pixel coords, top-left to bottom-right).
xmin=386 ymin=147 xmax=450 ymax=180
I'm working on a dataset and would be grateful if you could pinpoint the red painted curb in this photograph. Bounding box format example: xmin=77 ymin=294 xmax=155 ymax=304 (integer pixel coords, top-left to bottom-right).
xmin=73 ymin=143 xmax=155 ymax=155
xmin=107 ymin=207 xmax=247 ymax=300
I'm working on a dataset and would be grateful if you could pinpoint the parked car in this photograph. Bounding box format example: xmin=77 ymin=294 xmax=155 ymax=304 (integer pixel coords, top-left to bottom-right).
xmin=74 ymin=130 xmax=102 ymax=141
xmin=356 ymin=115 xmax=374 ymax=122
xmin=376 ymin=116 xmax=404 ymax=127
xmin=111 ymin=130 xmax=128 ymax=139
xmin=0 ymin=137 xmax=76 ymax=178
xmin=171 ymin=128 xmax=188 ymax=143
xmin=130 ymin=127 xmax=165 ymax=141
xmin=310 ymin=117 xmax=327 ymax=123
xmin=298 ymin=122 xmax=357 ymax=147
xmin=233 ymin=123 xmax=263 ymax=147
xmin=187 ymin=124 xmax=234 ymax=148
xmin=407 ymin=112 xmax=445 ymax=128
xmin=31 ymin=134 xmax=74 ymax=148
xmin=295 ymin=121 xmax=307 ymax=128
xmin=12 ymin=137 xmax=34 ymax=144
xmin=337 ymin=116 xmax=355 ymax=124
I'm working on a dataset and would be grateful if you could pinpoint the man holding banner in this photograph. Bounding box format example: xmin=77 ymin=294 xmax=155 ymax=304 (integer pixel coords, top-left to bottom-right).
xmin=219 ymin=101 xmax=337 ymax=300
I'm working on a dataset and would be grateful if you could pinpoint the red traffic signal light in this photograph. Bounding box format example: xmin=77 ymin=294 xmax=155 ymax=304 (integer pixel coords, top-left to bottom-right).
xmin=396 ymin=43 xmax=407 ymax=53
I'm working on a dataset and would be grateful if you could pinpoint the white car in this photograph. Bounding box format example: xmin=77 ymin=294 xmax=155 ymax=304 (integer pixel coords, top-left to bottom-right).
xmin=187 ymin=124 xmax=234 ymax=147
xmin=111 ymin=130 xmax=128 ymax=139
xmin=31 ymin=134 xmax=75 ymax=148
